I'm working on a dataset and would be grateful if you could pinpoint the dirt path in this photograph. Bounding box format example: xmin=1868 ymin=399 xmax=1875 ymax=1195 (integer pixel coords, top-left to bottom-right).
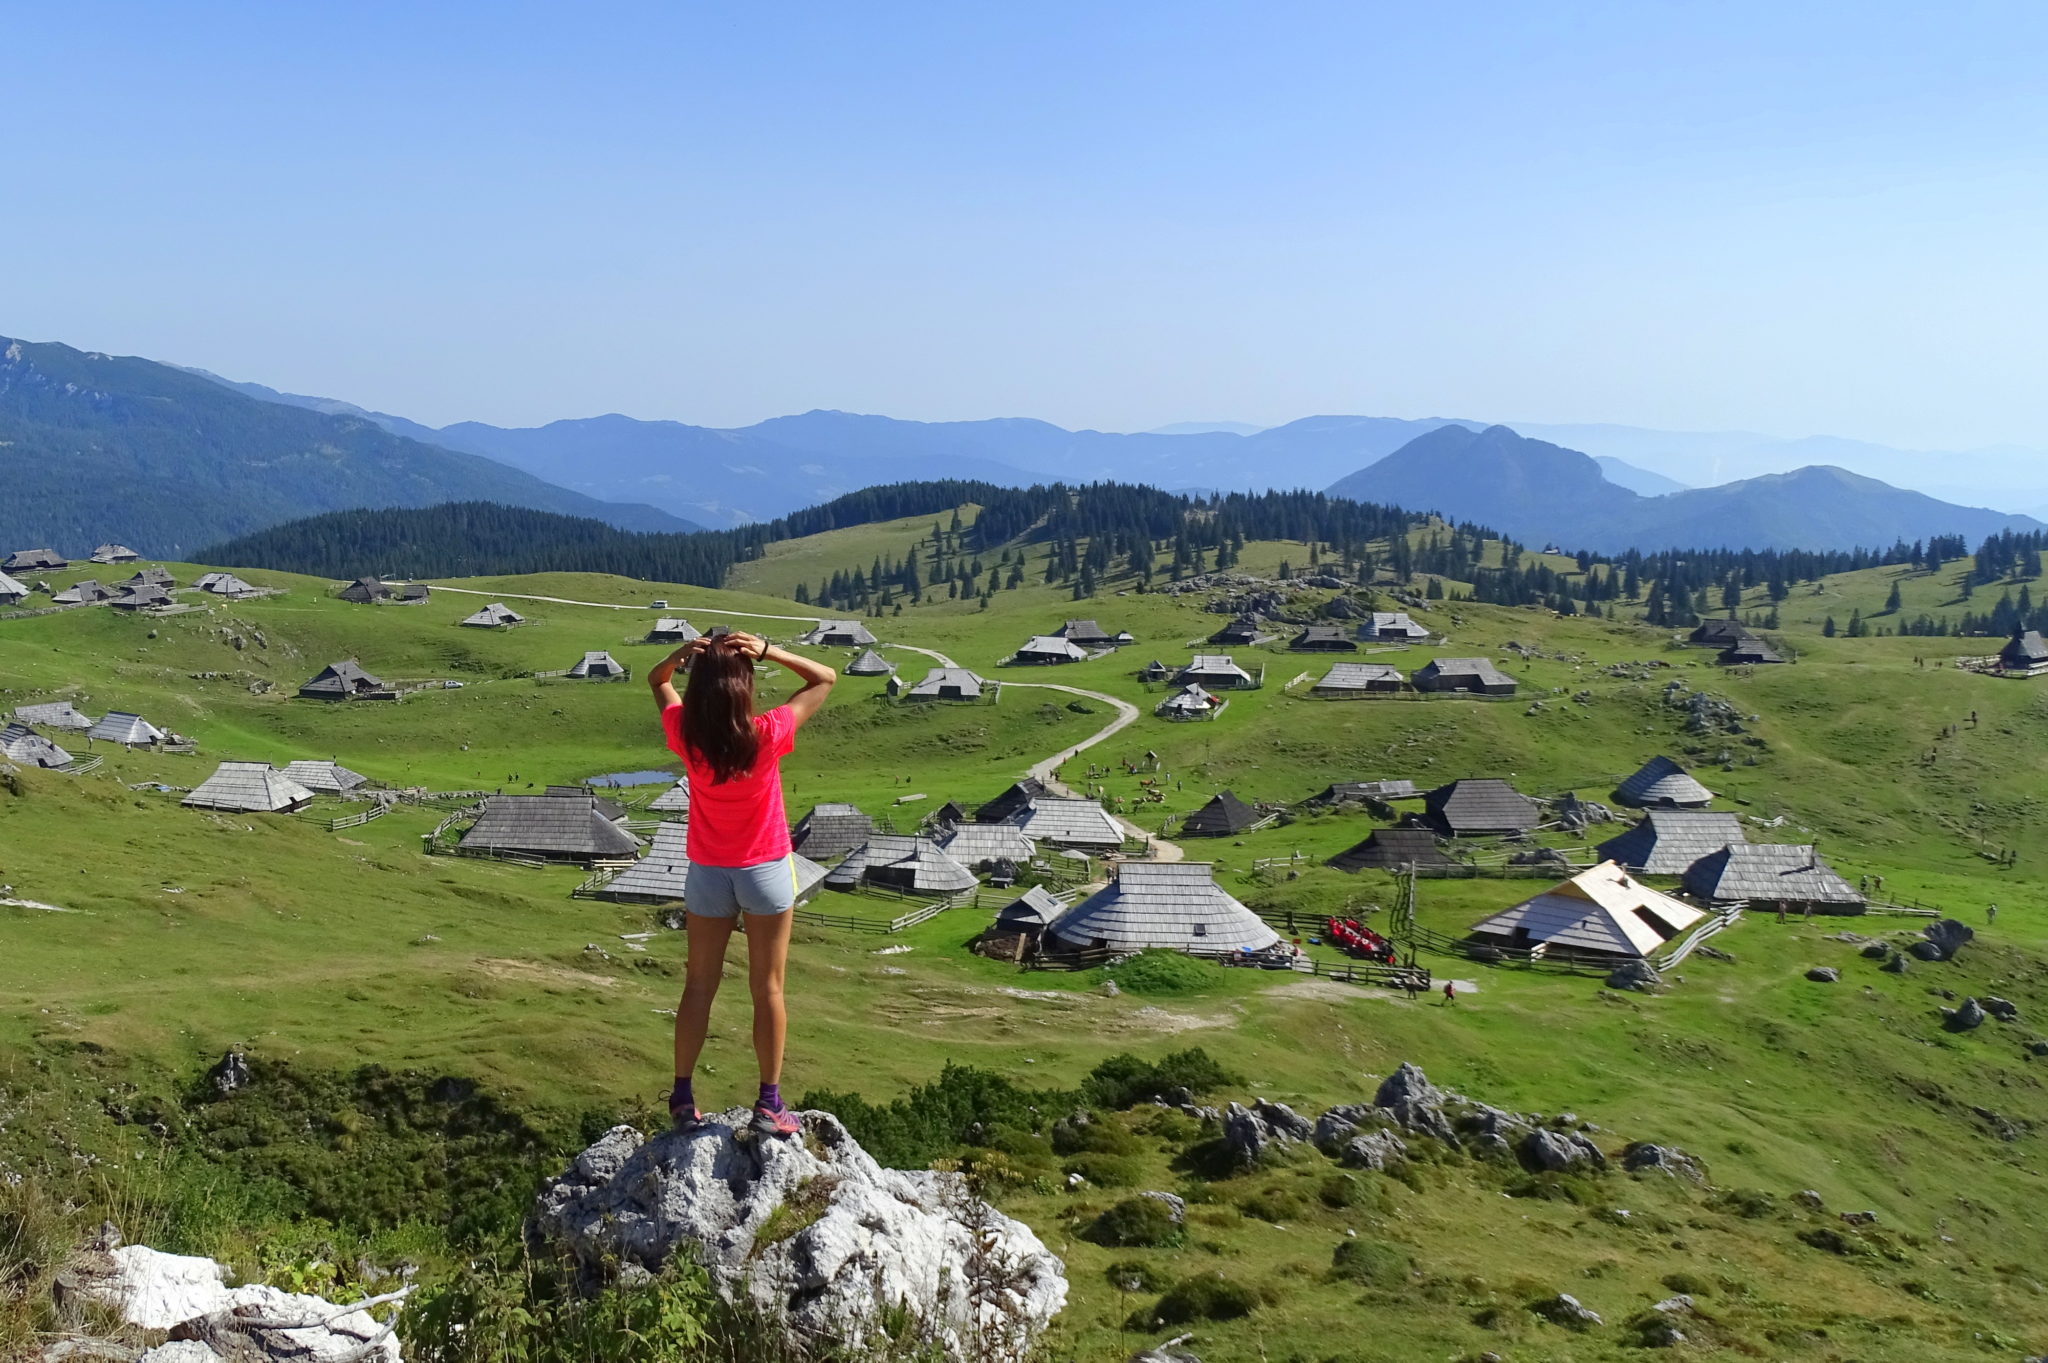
xmin=427 ymin=583 xmax=824 ymax=624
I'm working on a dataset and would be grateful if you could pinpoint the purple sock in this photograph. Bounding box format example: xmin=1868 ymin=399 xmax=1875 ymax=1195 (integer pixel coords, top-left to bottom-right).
xmin=670 ymin=1076 xmax=693 ymax=1112
xmin=757 ymin=1082 xmax=782 ymax=1112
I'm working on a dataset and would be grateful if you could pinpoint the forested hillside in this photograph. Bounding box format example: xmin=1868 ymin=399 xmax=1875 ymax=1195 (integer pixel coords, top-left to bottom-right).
xmin=0 ymin=337 xmax=696 ymax=554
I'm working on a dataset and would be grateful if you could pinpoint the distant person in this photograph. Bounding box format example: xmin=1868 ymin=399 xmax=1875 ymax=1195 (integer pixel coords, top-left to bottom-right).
xmin=650 ymin=629 xmax=836 ymax=1138
xmin=1988 ymin=903 xmax=1998 ymax=924
xmin=1442 ymin=981 xmax=1457 ymax=1006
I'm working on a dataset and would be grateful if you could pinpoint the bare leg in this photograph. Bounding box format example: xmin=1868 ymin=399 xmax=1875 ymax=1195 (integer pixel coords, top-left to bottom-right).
xmin=743 ymin=909 xmax=795 ymax=1085
xmin=674 ymin=913 xmax=737 ymax=1081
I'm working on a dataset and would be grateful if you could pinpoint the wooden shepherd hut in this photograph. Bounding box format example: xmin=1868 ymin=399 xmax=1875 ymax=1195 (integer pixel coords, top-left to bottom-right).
xmin=0 ymin=722 xmax=72 ymax=768
xmin=1682 ymin=844 xmax=1863 ymax=912
xmin=790 ymin=803 xmax=875 ymax=859
xmin=1327 ymin=827 xmax=1451 ymax=872
xmin=1411 ymin=658 xmax=1517 ymax=696
xmin=299 ymin=660 xmax=392 ymax=701
xmin=1047 ymin=862 xmax=1280 ymax=955
xmin=182 ymin=762 xmax=317 ymax=814
xmin=1614 ymin=756 xmax=1714 ymax=809
xmin=1179 ymin=790 xmax=1261 ymax=837
xmin=1595 ymin=809 xmax=1747 ymax=875
xmin=1419 ymin=779 xmax=1539 ymax=837
xmin=458 ymin=794 xmax=641 ymax=864
xmin=1469 ymin=861 xmax=1706 ymax=960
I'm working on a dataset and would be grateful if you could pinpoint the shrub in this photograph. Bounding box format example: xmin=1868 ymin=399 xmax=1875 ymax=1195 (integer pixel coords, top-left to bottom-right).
xmin=1082 ymin=1047 xmax=1240 ymax=1109
xmin=1104 ymin=1259 xmax=1169 ymax=1293
xmin=1150 ymin=1272 xmax=1263 ymax=1325
xmin=1238 ymin=1186 xmax=1306 ymax=1223
xmin=1661 ymin=1271 xmax=1712 ymax=1296
xmin=1062 ymin=1153 xmax=1144 ymax=1188
xmin=1709 ymin=1188 xmax=1778 ymax=1220
xmin=1101 ymin=950 xmax=1221 ymax=996
xmin=1051 ymin=1113 xmax=1140 ymax=1156
xmin=1330 ymin=1238 xmax=1411 ymax=1289
xmin=1087 ymin=1197 xmax=1184 ymax=1248
xmin=1318 ymin=1173 xmax=1364 ymax=1209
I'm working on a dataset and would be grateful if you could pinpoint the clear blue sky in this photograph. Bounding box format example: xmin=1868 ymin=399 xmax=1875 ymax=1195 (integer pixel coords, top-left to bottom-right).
xmin=5 ymin=2 xmax=2046 ymax=448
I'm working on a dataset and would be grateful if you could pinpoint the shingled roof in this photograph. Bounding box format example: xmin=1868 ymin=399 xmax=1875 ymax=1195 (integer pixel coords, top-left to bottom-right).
xmin=90 ymin=544 xmax=140 ymax=564
xmin=936 ymin=821 xmax=1037 ymax=870
xmin=845 ymin=648 xmax=895 ymax=676
xmin=1056 ymin=619 xmax=1117 ymax=645
xmin=86 ymin=712 xmax=165 ymax=746
xmin=0 ymin=570 xmax=28 ymax=603
xmin=1614 ymin=756 xmax=1714 ymax=808
xmin=1312 ymin=663 xmax=1404 ymax=694
xmin=904 ymin=666 xmax=986 ymax=699
xmin=459 ymin=794 xmax=642 ymax=861
xmin=1048 ymin=862 xmax=1280 ymax=953
xmin=593 ymin=822 xmax=827 ymax=905
xmin=279 ymin=760 xmax=369 ymax=795
xmin=647 ymin=617 xmax=701 ymax=643
xmin=0 ymin=722 xmax=71 ymax=768
xmin=1015 ymin=635 xmax=1089 ymax=664
xmin=2000 ymin=630 xmax=2048 ymax=669
xmin=1421 ymin=779 xmax=1539 ymax=836
xmin=568 ymin=651 xmax=627 ymax=678
xmin=1289 ymin=624 xmax=1357 ymax=652
xmin=790 ymin=803 xmax=875 ymax=859
xmin=1208 ymin=617 xmax=1260 ymax=645
xmin=195 ymin=572 xmax=258 ymax=598
xmin=1688 ymin=619 xmax=1752 ymax=647
xmin=798 ymin=620 xmax=878 ymax=646
xmin=994 ymin=885 xmax=1066 ymax=932
xmin=109 ymin=583 xmax=174 ymax=610
xmin=1155 ymin=683 xmax=1218 ymax=718
xmin=4 ymin=549 xmax=67 ymax=571
xmin=974 ymin=779 xmax=1047 ymax=824
xmin=338 ymin=576 xmax=389 ymax=603
xmin=299 ymin=660 xmax=389 ymax=700
xmin=1682 ymin=843 xmax=1862 ymax=906
xmin=1359 ymin=611 xmax=1429 ymax=640
xmin=1008 ymin=797 xmax=1127 ymax=848
xmin=1306 ymin=779 xmax=1419 ymax=807
xmin=1595 ymin=810 xmax=1747 ymax=875
xmin=124 ymin=567 xmax=174 ymax=587
xmin=182 ymin=762 xmax=317 ymax=814
xmin=15 ymin=701 xmax=94 ymax=731
xmin=460 ymin=602 xmax=525 ymax=627
xmin=1718 ymin=639 xmax=1784 ymax=665
xmin=1180 ymin=790 xmax=1261 ymax=837
xmin=51 ymin=580 xmax=116 ymax=605
xmin=1471 ymin=861 xmax=1707 ymax=959
xmin=1411 ymin=658 xmax=1517 ymax=694
xmin=1175 ymin=655 xmax=1254 ymax=689
xmin=1327 ymin=827 xmax=1451 ymax=872
xmin=824 ymin=835 xmax=979 ymax=894
xmin=647 ymin=780 xmax=692 ymax=814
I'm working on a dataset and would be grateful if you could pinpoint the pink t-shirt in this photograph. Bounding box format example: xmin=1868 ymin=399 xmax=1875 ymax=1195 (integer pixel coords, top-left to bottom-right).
xmin=661 ymin=703 xmax=796 ymax=867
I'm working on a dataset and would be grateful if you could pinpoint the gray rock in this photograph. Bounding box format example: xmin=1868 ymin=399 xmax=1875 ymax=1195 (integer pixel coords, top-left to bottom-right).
xmin=2027 ymin=1040 xmax=2048 ymax=1057
xmin=1794 ymin=1189 xmax=1824 ymax=1209
xmin=1621 ymin=1143 xmax=1705 ymax=1182
xmin=1943 ymin=997 xmax=1987 ymax=1032
xmin=1805 ymin=966 xmax=1840 ymax=983
xmin=1128 ymin=1340 xmax=1201 ymax=1363
xmin=1921 ymin=918 xmax=1975 ymax=961
xmin=1651 ymin=1294 xmax=1695 ymax=1314
xmin=206 ymin=1052 xmax=250 ymax=1095
xmin=1531 ymin=1292 xmax=1604 ymax=1328
xmin=1606 ymin=960 xmax=1663 ymax=992
xmin=1880 ymin=953 xmax=1911 ymax=975
xmin=1373 ymin=1063 xmax=1458 ymax=1142
xmin=1521 ymin=1128 xmax=1606 ymax=1173
xmin=1982 ymin=996 xmax=2020 ymax=1022
xmin=1908 ymin=940 xmax=1947 ymax=961
xmin=1641 ymin=1321 xmax=1687 ymax=1347
xmin=1220 ymin=1099 xmax=1312 ymax=1165
xmin=1859 ymin=940 xmax=1891 ymax=959
xmin=1138 ymin=1191 xmax=1186 ymax=1224
xmin=1338 ymin=1130 xmax=1409 ymax=1170
xmin=529 ymin=1115 xmax=1067 ymax=1360
xmin=1840 ymin=1210 xmax=1878 ymax=1226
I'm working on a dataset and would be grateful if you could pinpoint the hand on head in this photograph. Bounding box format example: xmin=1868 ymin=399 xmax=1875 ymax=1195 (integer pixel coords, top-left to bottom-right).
xmin=721 ymin=631 xmax=768 ymax=660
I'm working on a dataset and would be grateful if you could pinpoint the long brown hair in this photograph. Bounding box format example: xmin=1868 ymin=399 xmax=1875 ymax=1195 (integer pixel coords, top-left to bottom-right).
xmin=680 ymin=641 xmax=760 ymax=783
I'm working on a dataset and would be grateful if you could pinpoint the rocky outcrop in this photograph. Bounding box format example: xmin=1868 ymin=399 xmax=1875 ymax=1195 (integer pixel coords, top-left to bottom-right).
xmin=1311 ymin=1106 xmax=1409 ymax=1170
xmin=1531 ymin=1292 xmax=1604 ymax=1328
xmin=1805 ymin=967 xmax=1840 ymax=983
xmin=206 ymin=1052 xmax=250 ymax=1095
xmin=1982 ymin=996 xmax=2020 ymax=1023
xmin=1880 ymin=953 xmax=1911 ymax=975
xmin=528 ymin=1112 xmax=1065 ymax=1361
xmin=1520 ymin=1128 xmax=1606 ymax=1173
xmin=59 ymin=1244 xmax=402 ymax=1361
xmin=1622 ymin=1143 xmax=1706 ymax=1182
xmin=1219 ymin=1100 xmax=1314 ymax=1167
xmin=1920 ymin=919 xmax=1975 ymax=961
xmin=1606 ymin=960 xmax=1663 ymax=993
xmin=1943 ymin=998 xmax=1987 ymax=1031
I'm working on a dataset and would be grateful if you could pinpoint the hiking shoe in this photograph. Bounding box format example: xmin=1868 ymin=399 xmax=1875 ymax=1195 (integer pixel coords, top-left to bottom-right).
xmin=670 ymin=1101 xmax=705 ymax=1132
xmin=751 ymin=1103 xmax=801 ymax=1138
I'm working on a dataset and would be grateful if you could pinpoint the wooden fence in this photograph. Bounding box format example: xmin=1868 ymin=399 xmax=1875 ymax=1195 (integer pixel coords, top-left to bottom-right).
xmin=1655 ymin=906 xmax=1743 ymax=971
xmin=56 ymin=754 xmax=104 ymax=775
xmin=1026 ymin=943 xmax=1428 ymax=990
xmin=316 ymin=803 xmax=389 ymax=833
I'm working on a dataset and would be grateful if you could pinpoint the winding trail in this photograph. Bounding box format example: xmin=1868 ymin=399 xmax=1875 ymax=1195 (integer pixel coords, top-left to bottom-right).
xmin=424 ymin=592 xmax=1183 ymax=861
xmin=880 ymin=644 xmax=1180 ymax=861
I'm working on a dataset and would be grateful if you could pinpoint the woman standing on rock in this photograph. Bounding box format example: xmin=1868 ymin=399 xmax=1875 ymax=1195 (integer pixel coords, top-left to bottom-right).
xmin=649 ymin=628 xmax=836 ymax=1137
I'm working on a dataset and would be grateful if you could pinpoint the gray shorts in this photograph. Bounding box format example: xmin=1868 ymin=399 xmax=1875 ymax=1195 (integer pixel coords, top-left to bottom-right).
xmin=685 ymin=855 xmax=799 ymax=918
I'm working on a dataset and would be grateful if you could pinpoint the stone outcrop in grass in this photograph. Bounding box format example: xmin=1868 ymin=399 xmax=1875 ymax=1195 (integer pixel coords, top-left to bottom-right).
xmin=529 ymin=1111 xmax=1067 ymax=1362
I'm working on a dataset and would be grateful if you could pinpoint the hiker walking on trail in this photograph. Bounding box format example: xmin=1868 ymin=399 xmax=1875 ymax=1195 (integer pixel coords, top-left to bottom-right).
xmin=651 ymin=629 xmax=836 ymax=1139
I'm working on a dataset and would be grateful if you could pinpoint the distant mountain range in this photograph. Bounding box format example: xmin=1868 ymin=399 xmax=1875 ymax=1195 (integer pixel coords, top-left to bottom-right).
xmin=8 ymin=331 xmax=2034 ymax=558
xmin=0 ymin=339 xmax=697 ymax=557
xmin=1326 ymin=425 xmax=2044 ymax=553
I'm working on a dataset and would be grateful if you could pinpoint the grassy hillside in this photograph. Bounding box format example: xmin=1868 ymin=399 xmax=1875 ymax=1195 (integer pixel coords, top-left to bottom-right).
xmin=6 ymin=522 xmax=2048 ymax=1361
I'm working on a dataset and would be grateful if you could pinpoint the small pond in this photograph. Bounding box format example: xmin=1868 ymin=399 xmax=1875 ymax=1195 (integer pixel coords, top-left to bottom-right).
xmin=583 ymin=769 xmax=678 ymax=787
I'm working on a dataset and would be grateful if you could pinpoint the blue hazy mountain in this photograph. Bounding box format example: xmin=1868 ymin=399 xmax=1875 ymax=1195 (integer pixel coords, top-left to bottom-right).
xmin=1593 ymin=455 xmax=1688 ymax=496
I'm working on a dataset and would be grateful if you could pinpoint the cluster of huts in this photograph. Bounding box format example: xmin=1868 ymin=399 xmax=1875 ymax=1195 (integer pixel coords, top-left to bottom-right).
xmin=0 ymin=556 xmax=260 ymax=611
xmin=4 ymin=701 xmax=195 ymax=762
xmin=1008 ymin=619 xmax=1134 ymax=665
xmin=1308 ymin=752 xmax=1861 ymax=962
xmin=1309 ymin=656 xmax=1518 ymax=698
xmin=339 ymin=576 xmax=430 ymax=605
xmin=1205 ymin=611 xmax=1431 ymax=649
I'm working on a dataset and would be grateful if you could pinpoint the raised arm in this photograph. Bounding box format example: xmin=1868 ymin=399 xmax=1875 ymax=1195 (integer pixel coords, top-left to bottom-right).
xmin=647 ymin=638 xmax=706 ymax=713
xmin=727 ymin=631 xmax=837 ymax=729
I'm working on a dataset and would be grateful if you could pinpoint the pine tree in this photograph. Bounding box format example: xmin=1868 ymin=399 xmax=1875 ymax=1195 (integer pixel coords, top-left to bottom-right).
xmin=1823 ymin=615 xmax=1837 ymax=637
xmin=1884 ymin=581 xmax=1903 ymax=614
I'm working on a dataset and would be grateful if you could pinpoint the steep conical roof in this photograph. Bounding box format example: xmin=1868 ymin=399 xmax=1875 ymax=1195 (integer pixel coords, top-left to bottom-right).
xmin=0 ymin=722 xmax=71 ymax=768
xmin=1049 ymin=863 xmax=1279 ymax=953
xmin=1614 ymin=756 xmax=1713 ymax=808
xmin=1327 ymin=828 xmax=1451 ymax=872
xmin=845 ymin=648 xmax=895 ymax=675
xmin=87 ymin=712 xmax=165 ymax=746
xmin=1179 ymin=790 xmax=1260 ymax=837
xmin=182 ymin=762 xmax=317 ymax=813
